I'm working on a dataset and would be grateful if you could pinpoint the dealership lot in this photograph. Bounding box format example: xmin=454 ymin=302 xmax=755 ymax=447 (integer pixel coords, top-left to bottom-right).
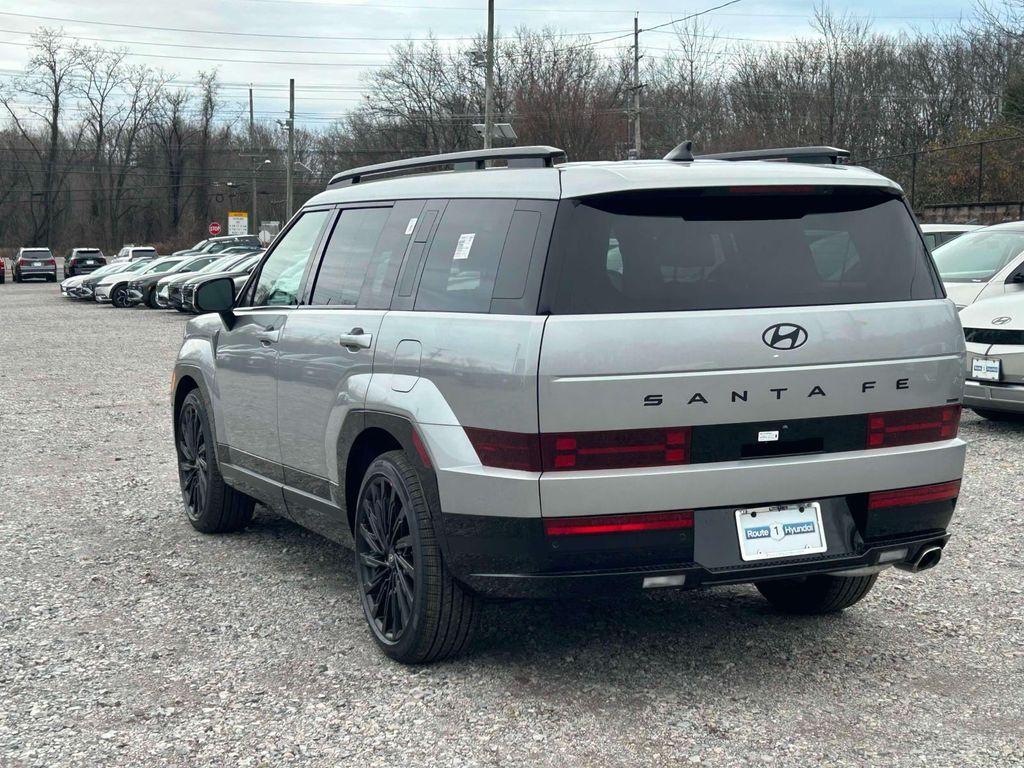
xmin=1 ymin=282 xmax=1023 ymax=767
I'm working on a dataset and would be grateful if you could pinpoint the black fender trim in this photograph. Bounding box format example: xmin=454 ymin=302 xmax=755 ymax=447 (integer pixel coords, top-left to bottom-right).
xmin=338 ymin=410 xmax=450 ymax=560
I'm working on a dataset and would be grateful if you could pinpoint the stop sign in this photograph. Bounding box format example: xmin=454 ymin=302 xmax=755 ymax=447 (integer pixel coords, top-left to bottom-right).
xmin=208 ymin=221 xmax=222 ymax=236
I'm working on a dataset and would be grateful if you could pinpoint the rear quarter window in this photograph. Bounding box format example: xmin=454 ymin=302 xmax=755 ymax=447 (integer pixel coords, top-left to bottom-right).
xmin=414 ymin=199 xmax=515 ymax=312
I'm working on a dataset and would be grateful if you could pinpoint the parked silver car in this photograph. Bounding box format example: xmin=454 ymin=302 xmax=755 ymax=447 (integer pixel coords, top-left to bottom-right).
xmin=934 ymin=222 xmax=1024 ymax=309
xmin=172 ymin=144 xmax=966 ymax=663
xmin=960 ymin=292 xmax=1024 ymax=419
xmin=919 ymin=223 xmax=981 ymax=251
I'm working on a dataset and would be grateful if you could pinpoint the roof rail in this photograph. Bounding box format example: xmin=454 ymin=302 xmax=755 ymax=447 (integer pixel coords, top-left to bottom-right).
xmin=327 ymin=145 xmax=567 ymax=187
xmin=696 ymin=146 xmax=851 ymax=165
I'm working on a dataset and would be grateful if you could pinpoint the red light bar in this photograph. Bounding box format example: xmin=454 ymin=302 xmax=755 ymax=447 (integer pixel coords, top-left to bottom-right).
xmin=544 ymin=510 xmax=694 ymax=536
xmin=868 ymin=480 xmax=961 ymax=510
xmin=866 ymin=405 xmax=960 ymax=449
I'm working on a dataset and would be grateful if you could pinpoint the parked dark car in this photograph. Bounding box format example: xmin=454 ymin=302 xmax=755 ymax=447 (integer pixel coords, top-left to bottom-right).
xmin=126 ymin=253 xmax=225 ymax=308
xmin=77 ymin=258 xmax=153 ymax=300
xmin=13 ymin=248 xmax=57 ymax=282
xmin=179 ymin=254 xmax=261 ymax=313
xmin=173 ymin=235 xmax=261 ymax=260
xmin=64 ymin=248 xmax=107 ymax=278
xmin=157 ymin=251 xmax=261 ymax=309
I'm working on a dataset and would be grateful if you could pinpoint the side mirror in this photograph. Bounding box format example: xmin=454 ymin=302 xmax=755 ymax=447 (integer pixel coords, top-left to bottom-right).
xmin=194 ymin=276 xmax=236 ymax=318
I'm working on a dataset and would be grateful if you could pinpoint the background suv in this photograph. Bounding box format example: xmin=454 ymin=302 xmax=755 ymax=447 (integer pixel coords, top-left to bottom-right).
xmin=64 ymin=248 xmax=106 ymax=278
xmin=13 ymin=248 xmax=57 ymax=282
xmin=173 ymin=145 xmax=966 ymax=663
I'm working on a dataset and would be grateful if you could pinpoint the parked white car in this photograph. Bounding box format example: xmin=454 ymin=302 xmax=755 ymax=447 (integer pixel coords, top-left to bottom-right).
xmin=933 ymin=222 xmax=1024 ymax=310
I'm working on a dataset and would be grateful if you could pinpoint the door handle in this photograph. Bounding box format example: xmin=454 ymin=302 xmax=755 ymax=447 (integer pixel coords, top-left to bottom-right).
xmin=256 ymin=328 xmax=280 ymax=346
xmin=339 ymin=327 xmax=372 ymax=350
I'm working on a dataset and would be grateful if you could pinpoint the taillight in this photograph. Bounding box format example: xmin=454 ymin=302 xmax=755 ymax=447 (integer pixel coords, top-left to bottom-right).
xmin=464 ymin=426 xmax=692 ymax=472
xmin=541 ymin=427 xmax=690 ymax=471
xmin=462 ymin=428 xmax=541 ymax=472
xmin=544 ymin=510 xmax=694 ymax=536
xmin=868 ymin=480 xmax=961 ymax=510
xmin=866 ymin=405 xmax=960 ymax=448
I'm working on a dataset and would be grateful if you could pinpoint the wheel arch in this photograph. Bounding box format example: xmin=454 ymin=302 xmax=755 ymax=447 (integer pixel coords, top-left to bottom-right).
xmin=172 ymin=366 xmax=220 ymax=451
xmin=339 ymin=411 xmax=443 ymax=540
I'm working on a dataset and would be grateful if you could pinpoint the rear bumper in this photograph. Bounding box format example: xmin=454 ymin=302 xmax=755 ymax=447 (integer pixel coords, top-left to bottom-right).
xmin=964 ymin=379 xmax=1024 ymax=414
xmin=442 ymin=494 xmax=958 ymax=599
xmin=16 ymin=267 xmax=56 ymax=278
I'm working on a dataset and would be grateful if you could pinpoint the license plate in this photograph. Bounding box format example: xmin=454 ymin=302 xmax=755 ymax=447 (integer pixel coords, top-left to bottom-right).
xmin=971 ymin=357 xmax=1001 ymax=381
xmin=33 ymin=261 xmax=41 ymax=266
xmin=735 ymin=502 xmax=827 ymax=562
xmin=85 ymin=260 xmax=95 ymax=265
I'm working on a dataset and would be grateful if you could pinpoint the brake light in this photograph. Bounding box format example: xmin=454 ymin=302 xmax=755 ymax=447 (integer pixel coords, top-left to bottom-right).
xmin=544 ymin=510 xmax=694 ymax=536
xmin=463 ymin=428 xmax=541 ymax=472
xmin=868 ymin=480 xmax=961 ymax=510
xmin=541 ymin=427 xmax=690 ymax=471
xmin=866 ymin=405 xmax=960 ymax=448
xmin=464 ymin=426 xmax=692 ymax=472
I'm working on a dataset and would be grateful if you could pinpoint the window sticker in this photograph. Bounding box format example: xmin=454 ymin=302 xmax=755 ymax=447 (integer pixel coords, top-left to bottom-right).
xmin=453 ymin=233 xmax=475 ymax=260
xmin=405 ymin=217 xmax=418 ymax=236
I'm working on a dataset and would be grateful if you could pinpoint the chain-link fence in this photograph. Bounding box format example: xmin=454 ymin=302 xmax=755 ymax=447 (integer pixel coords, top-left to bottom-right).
xmin=860 ymin=135 xmax=1024 ymax=214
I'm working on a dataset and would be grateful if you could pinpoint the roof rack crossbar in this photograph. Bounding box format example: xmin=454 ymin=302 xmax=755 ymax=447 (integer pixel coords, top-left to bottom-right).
xmin=694 ymin=146 xmax=851 ymax=165
xmin=328 ymin=145 xmax=567 ymax=187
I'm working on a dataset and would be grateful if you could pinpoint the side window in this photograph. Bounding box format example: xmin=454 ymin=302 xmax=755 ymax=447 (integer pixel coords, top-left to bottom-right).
xmin=414 ymin=199 xmax=515 ymax=312
xmin=249 ymin=210 xmax=331 ymax=307
xmin=310 ymin=207 xmax=391 ymax=306
xmin=359 ymin=200 xmax=424 ymax=308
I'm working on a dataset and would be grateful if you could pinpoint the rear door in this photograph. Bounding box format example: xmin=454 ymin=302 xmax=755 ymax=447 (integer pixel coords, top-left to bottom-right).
xmin=275 ymin=201 xmax=422 ymax=534
xmin=536 ymin=187 xmax=963 ymax=517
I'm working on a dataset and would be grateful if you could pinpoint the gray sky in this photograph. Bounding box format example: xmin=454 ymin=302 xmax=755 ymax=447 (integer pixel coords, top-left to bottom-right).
xmin=0 ymin=0 xmax=979 ymax=128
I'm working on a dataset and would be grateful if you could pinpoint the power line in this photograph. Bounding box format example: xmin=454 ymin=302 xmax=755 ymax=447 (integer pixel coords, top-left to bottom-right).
xmin=0 ymin=11 xmax=630 ymax=42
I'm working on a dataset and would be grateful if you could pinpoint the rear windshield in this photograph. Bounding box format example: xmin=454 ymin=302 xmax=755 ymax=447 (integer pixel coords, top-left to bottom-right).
xmin=545 ymin=188 xmax=941 ymax=313
xmin=932 ymin=230 xmax=1024 ymax=282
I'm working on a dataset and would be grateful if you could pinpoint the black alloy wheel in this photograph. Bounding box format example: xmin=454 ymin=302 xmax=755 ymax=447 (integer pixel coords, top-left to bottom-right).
xmin=356 ymin=472 xmax=416 ymax=645
xmin=177 ymin=400 xmax=210 ymax=522
xmin=111 ymin=285 xmax=129 ymax=308
xmin=353 ymin=451 xmax=479 ymax=663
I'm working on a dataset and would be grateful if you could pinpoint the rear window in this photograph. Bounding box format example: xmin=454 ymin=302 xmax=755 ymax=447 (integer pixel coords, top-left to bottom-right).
xmin=546 ymin=188 xmax=941 ymax=314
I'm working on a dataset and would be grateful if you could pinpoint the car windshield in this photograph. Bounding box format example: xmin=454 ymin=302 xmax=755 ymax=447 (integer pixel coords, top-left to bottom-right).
xmin=198 ymin=255 xmax=239 ymax=273
xmin=85 ymin=263 xmax=119 ymax=278
xmin=932 ymin=230 xmax=1024 ymax=282
xmin=179 ymin=255 xmax=218 ymax=272
xmin=141 ymin=259 xmax=182 ymax=275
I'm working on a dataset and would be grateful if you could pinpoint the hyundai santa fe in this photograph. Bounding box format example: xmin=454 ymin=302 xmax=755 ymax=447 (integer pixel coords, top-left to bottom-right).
xmin=172 ymin=143 xmax=967 ymax=663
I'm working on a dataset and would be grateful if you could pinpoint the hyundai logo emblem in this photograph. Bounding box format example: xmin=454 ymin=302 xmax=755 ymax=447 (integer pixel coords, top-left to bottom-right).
xmin=762 ymin=323 xmax=808 ymax=350
xmin=992 ymin=316 xmax=1013 ymax=325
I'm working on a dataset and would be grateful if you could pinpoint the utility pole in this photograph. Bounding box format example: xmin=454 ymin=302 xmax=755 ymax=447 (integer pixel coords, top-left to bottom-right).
xmin=633 ymin=14 xmax=642 ymax=158
xmin=483 ymin=0 xmax=495 ymax=149
xmin=249 ymin=85 xmax=257 ymax=235
xmin=286 ymin=78 xmax=295 ymax=219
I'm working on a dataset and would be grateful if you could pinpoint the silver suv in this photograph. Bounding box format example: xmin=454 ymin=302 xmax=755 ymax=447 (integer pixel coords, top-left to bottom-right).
xmin=172 ymin=144 xmax=967 ymax=663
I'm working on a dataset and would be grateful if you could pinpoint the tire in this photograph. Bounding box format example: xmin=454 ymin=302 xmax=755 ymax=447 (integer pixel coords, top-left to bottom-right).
xmin=354 ymin=450 xmax=479 ymax=664
xmin=110 ymin=284 xmax=129 ymax=308
xmin=756 ymin=573 xmax=878 ymax=615
xmin=146 ymin=288 xmax=159 ymax=308
xmin=971 ymin=407 xmax=1024 ymax=422
xmin=175 ymin=389 xmax=254 ymax=534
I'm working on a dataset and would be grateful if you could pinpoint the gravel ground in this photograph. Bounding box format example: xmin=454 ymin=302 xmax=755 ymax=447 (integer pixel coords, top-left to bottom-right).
xmin=1 ymin=281 xmax=1022 ymax=767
